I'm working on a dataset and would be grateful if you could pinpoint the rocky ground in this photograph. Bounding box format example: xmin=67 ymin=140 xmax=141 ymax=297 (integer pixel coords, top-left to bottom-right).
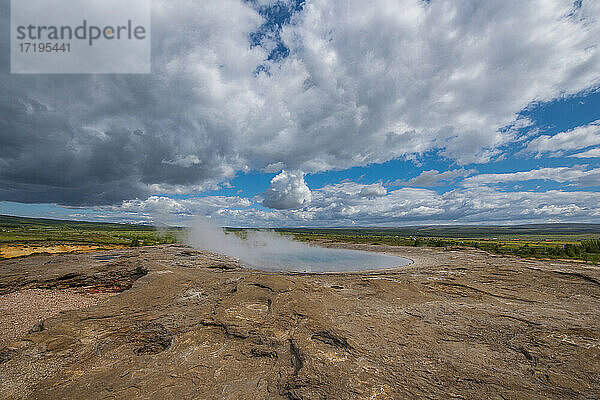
xmin=0 ymin=288 xmax=115 ymax=348
xmin=0 ymin=243 xmax=599 ymax=399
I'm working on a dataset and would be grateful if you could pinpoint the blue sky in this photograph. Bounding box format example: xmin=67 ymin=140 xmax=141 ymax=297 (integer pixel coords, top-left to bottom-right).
xmin=1 ymin=0 xmax=599 ymax=226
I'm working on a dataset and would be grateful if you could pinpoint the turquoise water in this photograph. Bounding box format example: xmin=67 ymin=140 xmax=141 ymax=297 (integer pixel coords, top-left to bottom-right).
xmin=241 ymin=247 xmax=411 ymax=273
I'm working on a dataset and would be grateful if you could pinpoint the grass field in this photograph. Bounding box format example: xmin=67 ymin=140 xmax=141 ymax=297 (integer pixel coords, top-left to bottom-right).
xmin=0 ymin=215 xmax=181 ymax=258
xmin=2 ymin=215 xmax=599 ymax=263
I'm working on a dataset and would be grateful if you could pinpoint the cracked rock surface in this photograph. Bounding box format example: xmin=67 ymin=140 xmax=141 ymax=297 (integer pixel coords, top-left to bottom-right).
xmin=0 ymin=244 xmax=599 ymax=399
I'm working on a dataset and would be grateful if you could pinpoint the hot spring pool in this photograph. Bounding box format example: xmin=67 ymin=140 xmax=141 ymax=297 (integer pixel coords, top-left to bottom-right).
xmin=189 ymin=225 xmax=412 ymax=273
xmin=240 ymin=247 xmax=412 ymax=273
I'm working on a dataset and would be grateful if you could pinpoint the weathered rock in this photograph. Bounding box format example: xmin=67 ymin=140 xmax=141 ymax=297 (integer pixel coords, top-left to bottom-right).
xmin=0 ymin=243 xmax=599 ymax=399
xmin=0 ymin=253 xmax=148 ymax=295
xmin=28 ymin=321 xmax=44 ymax=334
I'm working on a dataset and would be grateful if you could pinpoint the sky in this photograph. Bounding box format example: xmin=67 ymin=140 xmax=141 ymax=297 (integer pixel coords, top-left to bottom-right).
xmin=1 ymin=0 xmax=599 ymax=227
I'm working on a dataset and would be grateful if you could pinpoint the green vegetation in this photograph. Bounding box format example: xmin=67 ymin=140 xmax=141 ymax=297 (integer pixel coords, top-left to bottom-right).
xmin=2 ymin=215 xmax=599 ymax=263
xmin=277 ymin=226 xmax=600 ymax=264
xmin=273 ymin=224 xmax=600 ymax=239
xmin=0 ymin=215 xmax=181 ymax=248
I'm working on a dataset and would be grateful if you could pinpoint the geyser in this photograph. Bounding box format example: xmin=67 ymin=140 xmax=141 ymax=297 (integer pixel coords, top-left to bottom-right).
xmin=187 ymin=219 xmax=411 ymax=272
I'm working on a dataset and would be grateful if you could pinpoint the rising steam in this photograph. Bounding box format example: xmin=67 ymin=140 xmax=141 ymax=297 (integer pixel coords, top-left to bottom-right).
xmin=186 ymin=217 xmax=409 ymax=272
xmin=186 ymin=217 xmax=316 ymax=271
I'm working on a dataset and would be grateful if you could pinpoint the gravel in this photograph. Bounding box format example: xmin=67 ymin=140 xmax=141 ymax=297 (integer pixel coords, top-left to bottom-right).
xmin=0 ymin=288 xmax=114 ymax=348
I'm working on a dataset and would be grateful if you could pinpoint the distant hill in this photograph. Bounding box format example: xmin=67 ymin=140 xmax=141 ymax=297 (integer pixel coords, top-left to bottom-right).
xmin=3 ymin=215 xmax=599 ymax=237
xmin=0 ymin=214 xmax=155 ymax=231
xmin=276 ymin=224 xmax=600 ymax=237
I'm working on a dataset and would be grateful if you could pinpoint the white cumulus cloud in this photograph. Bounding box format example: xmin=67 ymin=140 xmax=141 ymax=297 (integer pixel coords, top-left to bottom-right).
xmin=523 ymin=120 xmax=600 ymax=156
xmin=359 ymin=183 xmax=387 ymax=198
xmin=392 ymin=168 xmax=475 ymax=187
xmin=262 ymin=170 xmax=313 ymax=209
xmin=570 ymin=148 xmax=600 ymax=158
xmin=463 ymin=166 xmax=600 ymax=187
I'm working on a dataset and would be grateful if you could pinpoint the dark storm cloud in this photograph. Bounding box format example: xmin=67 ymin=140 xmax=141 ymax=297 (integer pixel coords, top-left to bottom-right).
xmin=0 ymin=0 xmax=253 ymax=205
xmin=0 ymin=79 xmax=238 ymax=205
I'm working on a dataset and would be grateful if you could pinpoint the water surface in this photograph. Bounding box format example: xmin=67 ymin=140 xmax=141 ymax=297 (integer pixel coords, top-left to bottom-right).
xmin=241 ymin=246 xmax=411 ymax=273
xmin=94 ymin=254 xmax=120 ymax=261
